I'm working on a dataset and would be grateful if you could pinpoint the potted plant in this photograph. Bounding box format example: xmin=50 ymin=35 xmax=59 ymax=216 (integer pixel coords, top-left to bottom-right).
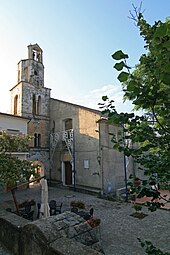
xmin=130 ymin=203 xmax=147 ymax=219
xmin=133 ymin=177 xmax=141 ymax=186
xmin=86 ymin=217 xmax=101 ymax=228
xmin=70 ymin=200 xmax=85 ymax=209
xmin=19 ymin=199 xmax=35 ymax=209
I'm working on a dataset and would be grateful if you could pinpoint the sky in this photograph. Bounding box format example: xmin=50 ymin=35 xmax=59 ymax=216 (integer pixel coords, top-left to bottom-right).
xmin=0 ymin=0 xmax=170 ymax=114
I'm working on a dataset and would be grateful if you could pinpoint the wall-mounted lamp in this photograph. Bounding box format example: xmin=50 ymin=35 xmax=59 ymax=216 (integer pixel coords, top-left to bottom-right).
xmin=97 ymin=155 xmax=101 ymax=165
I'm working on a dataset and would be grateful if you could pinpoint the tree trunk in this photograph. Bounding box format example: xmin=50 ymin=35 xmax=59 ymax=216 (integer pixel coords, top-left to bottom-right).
xmin=11 ymin=189 xmax=20 ymax=215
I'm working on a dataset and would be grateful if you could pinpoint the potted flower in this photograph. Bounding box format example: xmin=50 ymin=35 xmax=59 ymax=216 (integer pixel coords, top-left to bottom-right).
xmin=133 ymin=177 xmax=141 ymax=186
xmin=19 ymin=199 xmax=35 ymax=208
xmin=86 ymin=217 xmax=101 ymax=228
xmin=70 ymin=200 xmax=85 ymax=209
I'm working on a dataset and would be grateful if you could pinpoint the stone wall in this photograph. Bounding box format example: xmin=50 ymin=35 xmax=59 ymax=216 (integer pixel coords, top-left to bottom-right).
xmin=0 ymin=211 xmax=28 ymax=255
xmin=0 ymin=210 xmax=103 ymax=255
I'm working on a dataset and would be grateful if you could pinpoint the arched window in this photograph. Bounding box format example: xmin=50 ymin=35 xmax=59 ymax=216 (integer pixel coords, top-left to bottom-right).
xmin=18 ymin=70 xmax=20 ymax=83
xmin=34 ymin=133 xmax=38 ymax=147
xmin=63 ymin=118 xmax=73 ymax=141
xmin=64 ymin=118 xmax=73 ymax=130
xmin=32 ymin=94 xmax=36 ymax=115
xmin=37 ymin=95 xmax=41 ymax=115
xmin=38 ymin=134 xmax=41 ymax=147
xmin=34 ymin=133 xmax=41 ymax=147
xmin=14 ymin=95 xmax=18 ymax=115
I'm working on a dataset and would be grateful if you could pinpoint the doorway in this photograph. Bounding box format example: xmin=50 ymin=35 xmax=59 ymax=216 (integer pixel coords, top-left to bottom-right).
xmin=64 ymin=161 xmax=72 ymax=185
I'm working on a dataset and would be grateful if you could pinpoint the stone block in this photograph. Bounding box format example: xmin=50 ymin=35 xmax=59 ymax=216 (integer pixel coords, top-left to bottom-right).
xmin=0 ymin=211 xmax=28 ymax=255
xmin=49 ymin=237 xmax=103 ymax=255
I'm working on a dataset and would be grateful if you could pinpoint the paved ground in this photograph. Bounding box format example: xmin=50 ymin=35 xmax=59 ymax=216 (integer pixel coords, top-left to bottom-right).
xmin=0 ymin=184 xmax=170 ymax=255
xmin=136 ymin=189 xmax=170 ymax=210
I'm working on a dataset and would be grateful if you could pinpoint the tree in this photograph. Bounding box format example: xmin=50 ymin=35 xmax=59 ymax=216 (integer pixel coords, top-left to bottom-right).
xmin=100 ymin=8 xmax=170 ymax=195
xmin=0 ymin=131 xmax=39 ymax=214
xmin=100 ymin=6 xmax=170 ymax=255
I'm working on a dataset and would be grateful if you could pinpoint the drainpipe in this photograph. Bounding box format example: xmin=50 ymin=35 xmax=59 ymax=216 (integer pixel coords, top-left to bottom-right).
xmin=122 ymin=125 xmax=128 ymax=202
xmin=99 ymin=122 xmax=104 ymax=195
xmin=49 ymin=133 xmax=52 ymax=185
xmin=73 ymin=130 xmax=76 ymax=191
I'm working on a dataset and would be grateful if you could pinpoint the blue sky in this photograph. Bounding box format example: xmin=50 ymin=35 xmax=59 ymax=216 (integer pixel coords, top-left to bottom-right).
xmin=0 ymin=0 xmax=170 ymax=113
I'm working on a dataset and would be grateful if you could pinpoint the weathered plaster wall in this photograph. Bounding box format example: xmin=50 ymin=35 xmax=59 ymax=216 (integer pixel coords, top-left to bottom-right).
xmin=99 ymin=121 xmax=125 ymax=193
xmin=50 ymin=99 xmax=101 ymax=191
xmin=10 ymin=83 xmax=22 ymax=115
xmin=99 ymin=121 xmax=138 ymax=193
xmin=0 ymin=112 xmax=28 ymax=134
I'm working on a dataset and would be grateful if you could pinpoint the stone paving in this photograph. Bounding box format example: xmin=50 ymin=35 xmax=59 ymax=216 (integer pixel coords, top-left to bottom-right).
xmin=0 ymin=184 xmax=170 ymax=255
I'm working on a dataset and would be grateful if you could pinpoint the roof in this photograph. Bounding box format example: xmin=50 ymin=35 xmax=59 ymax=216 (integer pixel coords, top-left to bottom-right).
xmin=27 ymin=43 xmax=43 ymax=52
xmin=50 ymin=97 xmax=101 ymax=115
xmin=0 ymin=112 xmax=30 ymax=120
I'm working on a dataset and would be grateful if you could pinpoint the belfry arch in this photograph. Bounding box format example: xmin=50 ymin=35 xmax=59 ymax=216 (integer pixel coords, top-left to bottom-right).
xmin=14 ymin=95 xmax=18 ymax=115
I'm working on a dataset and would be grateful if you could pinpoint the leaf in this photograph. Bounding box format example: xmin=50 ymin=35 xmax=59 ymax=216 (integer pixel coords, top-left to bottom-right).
xmin=127 ymin=80 xmax=137 ymax=91
xmin=160 ymin=73 xmax=170 ymax=85
xmin=102 ymin=96 xmax=108 ymax=101
xmin=114 ymin=61 xmax=125 ymax=71
xmin=154 ymin=24 xmax=167 ymax=37
xmin=117 ymin=72 xmax=129 ymax=82
xmin=112 ymin=50 xmax=128 ymax=60
xmin=163 ymin=40 xmax=170 ymax=50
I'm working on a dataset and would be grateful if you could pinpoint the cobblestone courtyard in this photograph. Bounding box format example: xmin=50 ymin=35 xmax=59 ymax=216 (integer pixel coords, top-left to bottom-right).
xmin=0 ymin=185 xmax=170 ymax=255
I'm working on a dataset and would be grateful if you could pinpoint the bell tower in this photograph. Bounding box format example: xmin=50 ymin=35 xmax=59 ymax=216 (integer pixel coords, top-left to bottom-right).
xmin=10 ymin=44 xmax=51 ymax=177
xmin=10 ymin=43 xmax=51 ymax=118
xmin=18 ymin=44 xmax=44 ymax=89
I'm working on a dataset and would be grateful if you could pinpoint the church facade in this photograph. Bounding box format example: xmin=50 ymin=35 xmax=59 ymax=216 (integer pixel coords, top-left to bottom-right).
xmin=9 ymin=44 xmax=136 ymax=194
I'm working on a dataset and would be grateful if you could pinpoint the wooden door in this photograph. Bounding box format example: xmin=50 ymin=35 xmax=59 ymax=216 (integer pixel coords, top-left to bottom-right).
xmin=65 ymin=162 xmax=72 ymax=185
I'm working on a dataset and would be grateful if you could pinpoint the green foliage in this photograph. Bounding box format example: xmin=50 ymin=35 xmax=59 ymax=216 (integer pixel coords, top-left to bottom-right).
xmin=100 ymin=12 xmax=170 ymax=188
xmin=112 ymin=50 xmax=128 ymax=60
xmin=117 ymin=71 xmax=129 ymax=82
xmin=0 ymin=131 xmax=31 ymax=152
xmin=0 ymin=131 xmax=36 ymax=187
xmin=114 ymin=61 xmax=125 ymax=71
xmin=146 ymin=201 xmax=165 ymax=212
xmin=138 ymin=239 xmax=170 ymax=255
xmin=101 ymin=8 xmax=170 ymax=255
xmin=133 ymin=203 xmax=142 ymax=212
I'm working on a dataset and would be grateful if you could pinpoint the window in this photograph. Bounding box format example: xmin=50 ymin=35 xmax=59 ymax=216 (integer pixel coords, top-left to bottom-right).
xmin=37 ymin=96 xmax=41 ymax=115
xmin=64 ymin=118 xmax=72 ymax=130
xmin=34 ymin=133 xmax=38 ymax=147
xmin=14 ymin=95 xmax=18 ymax=115
xmin=38 ymin=133 xmax=41 ymax=147
xmin=6 ymin=129 xmax=20 ymax=135
xmin=32 ymin=94 xmax=36 ymax=115
xmin=34 ymin=133 xmax=41 ymax=147
xmin=84 ymin=160 xmax=89 ymax=169
xmin=63 ymin=118 xmax=73 ymax=141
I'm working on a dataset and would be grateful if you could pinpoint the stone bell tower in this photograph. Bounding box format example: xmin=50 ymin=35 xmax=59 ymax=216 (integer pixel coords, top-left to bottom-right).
xmin=10 ymin=44 xmax=51 ymax=176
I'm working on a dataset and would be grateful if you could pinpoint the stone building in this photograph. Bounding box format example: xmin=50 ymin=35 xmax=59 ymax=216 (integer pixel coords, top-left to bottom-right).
xmin=9 ymin=43 xmax=135 ymax=194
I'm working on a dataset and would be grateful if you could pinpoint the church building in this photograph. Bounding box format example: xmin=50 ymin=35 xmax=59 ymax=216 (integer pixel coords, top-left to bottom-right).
xmin=9 ymin=44 xmax=136 ymax=194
